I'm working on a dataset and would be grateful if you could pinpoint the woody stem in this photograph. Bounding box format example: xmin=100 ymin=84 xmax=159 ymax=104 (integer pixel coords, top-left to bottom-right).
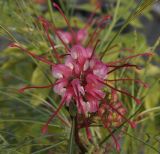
xmin=74 ymin=115 xmax=87 ymax=153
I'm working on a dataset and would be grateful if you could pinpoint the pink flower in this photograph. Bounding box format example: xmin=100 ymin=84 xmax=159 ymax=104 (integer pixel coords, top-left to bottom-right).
xmin=57 ymin=29 xmax=88 ymax=45
xmin=11 ymin=1 xmax=152 ymax=152
xmin=52 ymin=44 xmax=107 ymax=114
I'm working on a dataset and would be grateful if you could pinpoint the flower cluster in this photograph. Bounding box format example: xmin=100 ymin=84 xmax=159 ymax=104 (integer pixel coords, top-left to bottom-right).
xmin=52 ymin=45 xmax=107 ymax=114
xmin=11 ymin=1 xmax=152 ymax=151
xmin=57 ymin=29 xmax=88 ymax=45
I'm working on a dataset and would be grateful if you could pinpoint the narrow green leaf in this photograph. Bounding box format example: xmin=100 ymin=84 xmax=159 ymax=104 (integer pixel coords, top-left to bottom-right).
xmin=0 ymin=119 xmax=60 ymax=128
xmin=31 ymin=141 xmax=65 ymax=154
xmin=0 ymin=24 xmax=18 ymax=43
xmin=124 ymin=132 xmax=160 ymax=153
xmin=68 ymin=118 xmax=75 ymax=154
xmin=100 ymin=0 xmax=157 ymax=59
xmin=30 ymin=64 xmax=50 ymax=106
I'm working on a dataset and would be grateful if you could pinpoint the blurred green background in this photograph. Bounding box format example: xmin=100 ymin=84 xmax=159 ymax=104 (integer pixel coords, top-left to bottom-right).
xmin=0 ymin=0 xmax=160 ymax=153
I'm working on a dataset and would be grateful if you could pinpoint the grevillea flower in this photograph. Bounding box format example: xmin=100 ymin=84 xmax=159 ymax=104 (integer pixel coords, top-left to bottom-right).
xmin=57 ymin=29 xmax=88 ymax=45
xmin=52 ymin=3 xmax=107 ymax=46
xmin=52 ymin=44 xmax=107 ymax=114
xmin=10 ymin=1 xmax=152 ymax=152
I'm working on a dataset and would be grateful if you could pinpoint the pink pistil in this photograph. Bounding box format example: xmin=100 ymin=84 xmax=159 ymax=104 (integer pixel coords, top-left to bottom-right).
xmin=53 ymin=2 xmax=75 ymax=40
xmin=106 ymin=102 xmax=136 ymax=128
xmin=106 ymin=78 xmax=149 ymax=88
xmin=42 ymin=95 xmax=67 ymax=134
xmin=105 ymin=83 xmax=141 ymax=105
xmin=108 ymin=52 xmax=153 ymax=65
xmin=10 ymin=44 xmax=55 ymax=65
xmin=18 ymin=84 xmax=55 ymax=93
